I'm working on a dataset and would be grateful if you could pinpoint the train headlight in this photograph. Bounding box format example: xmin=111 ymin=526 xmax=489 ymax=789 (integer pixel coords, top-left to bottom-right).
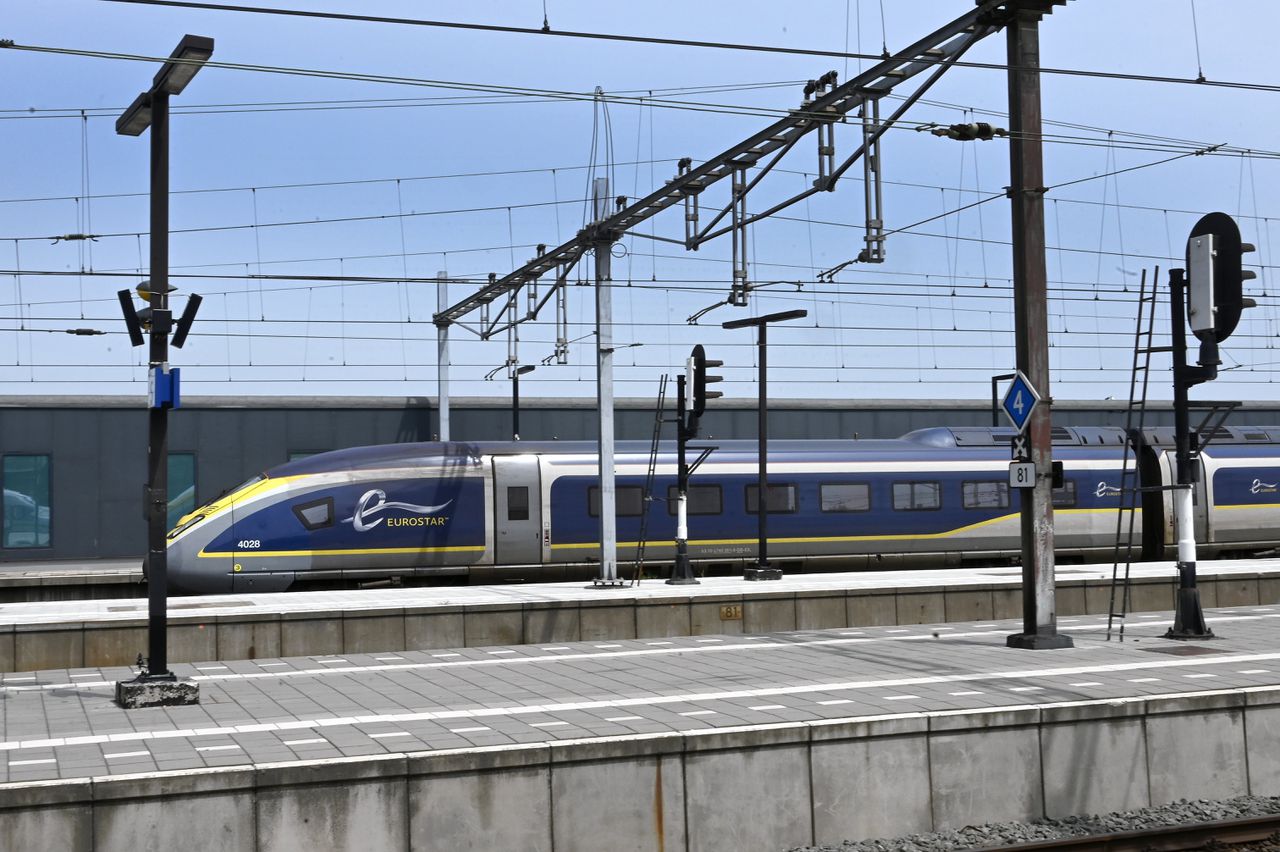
xmin=167 ymin=513 xmax=205 ymax=540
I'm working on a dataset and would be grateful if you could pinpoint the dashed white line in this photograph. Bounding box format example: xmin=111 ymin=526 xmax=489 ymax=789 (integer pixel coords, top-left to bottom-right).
xmin=8 ymin=758 xmax=56 ymax=766
xmin=1184 ymin=673 xmax=1218 ymax=679
xmin=487 ymin=650 xmax=517 ymax=655
xmin=373 ymin=656 xmax=405 ymax=662
xmin=694 ymin=638 xmax=723 ymax=643
xmin=885 ymin=629 xmax=910 ymax=634
xmin=283 ymin=738 xmax=326 ymax=746
xmin=104 ymin=751 xmax=150 ymax=760
xmin=949 ymin=691 xmax=984 ymax=696
xmin=605 ymin=716 xmax=643 ymax=722
xmin=838 ymin=631 xmax=866 ymax=636
xmin=679 ymin=710 xmax=717 ymax=717
xmin=195 ymin=744 xmax=241 ymax=753
xmin=1071 ymin=682 xmax=1104 ymax=687
xmin=645 ymin=641 xmax=674 ymax=646
xmin=1239 ymin=669 xmax=1271 ymax=675
xmin=529 ymin=721 xmax=568 ymax=728
xmin=1128 ymin=678 xmax=1161 ymax=683
xmin=432 ymin=653 xmax=462 ymax=659
xmin=4 ymin=677 xmax=36 ymax=683
xmin=449 ymin=726 xmax=490 ymax=734
xmin=540 ymin=647 xmax=570 ymax=651
xmin=194 ymin=665 xmax=228 ymax=671
xmin=883 ymin=694 xmax=919 ymax=700
xmin=314 ymin=659 xmax=348 ymax=665
xmin=817 ymin=699 xmax=854 ymax=706
xmin=749 ymin=704 xmax=786 ymax=711
xmin=1009 ymin=686 xmax=1043 ymax=693
xmin=69 ymin=673 xmax=101 ymax=679
xmin=259 ymin=662 xmax=289 ymax=667
xmin=369 ymin=731 xmax=411 ymax=739
xmin=594 ymin=644 xmax=623 ymax=649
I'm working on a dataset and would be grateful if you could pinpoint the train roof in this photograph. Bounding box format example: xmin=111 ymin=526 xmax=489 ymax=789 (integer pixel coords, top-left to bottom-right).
xmin=266 ymin=424 xmax=1280 ymax=477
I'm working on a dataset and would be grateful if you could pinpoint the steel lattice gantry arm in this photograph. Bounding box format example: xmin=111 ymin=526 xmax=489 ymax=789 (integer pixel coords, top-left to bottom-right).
xmin=435 ymin=0 xmax=1037 ymax=328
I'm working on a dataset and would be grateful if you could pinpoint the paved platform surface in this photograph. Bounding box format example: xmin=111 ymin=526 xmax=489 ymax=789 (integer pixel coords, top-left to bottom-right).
xmin=2 ymin=556 xmax=1277 ymax=625
xmin=2 ymin=602 xmax=1278 ymax=786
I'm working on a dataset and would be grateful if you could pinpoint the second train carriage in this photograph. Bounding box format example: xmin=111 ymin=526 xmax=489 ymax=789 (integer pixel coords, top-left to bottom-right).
xmin=163 ymin=425 xmax=1280 ymax=594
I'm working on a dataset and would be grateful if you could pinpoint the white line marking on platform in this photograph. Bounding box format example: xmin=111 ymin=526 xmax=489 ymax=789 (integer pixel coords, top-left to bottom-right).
xmin=595 ymin=644 xmax=623 ymax=649
xmin=933 ymin=627 xmax=954 ymax=631
xmin=374 ymin=656 xmax=405 ymax=662
xmin=449 ymin=726 xmax=490 ymax=734
xmin=529 ymin=721 xmax=568 ymax=728
xmin=1128 ymin=678 xmax=1161 ymax=683
xmin=541 ymin=647 xmax=570 ymax=651
xmin=432 ymin=653 xmax=461 ymax=658
xmin=314 ymin=659 xmax=347 ymax=665
xmin=749 ymin=705 xmax=786 ymax=711
xmin=885 ymin=629 xmax=909 ymax=634
xmin=838 ymin=631 xmax=866 ymax=636
xmin=4 ymin=677 xmax=36 ymax=683
xmin=195 ymin=745 xmax=241 ymax=753
xmin=646 ymin=641 xmax=674 ymax=646
xmin=487 ymin=650 xmax=516 ymax=655
xmin=369 ymin=732 xmax=411 ymax=739
xmin=1070 ymin=682 xmax=1104 ymax=687
xmin=69 ymin=673 xmax=100 ymax=679
xmin=1009 ymin=686 xmax=1043 ymax=692
xmin=605 ymin=716 xmax=642 ymax=722
xmin=695 ymin=638 xmax=723 ymax=643
xmin=1184 ymin=673 xmax=1217 ymax=679
xmin=1239 ymin=669 xmax=1271 ymax=674
xmin=104 ymin=751 xmax=150 ymax=760
xmin=8 ymin=758 xmax=55 ymax=766
xmin=679 ymin=710 xmax=716 ymax=717
xmin=884 ymin=695 xmax=919 ymax=700
xmin=259 ymin=662 xmax=288 ymax=667
xmin=195 ymin=665 xmax=228 ymax=671
xmin=949 ymin=691 xmax=984 ymax=696
xmin=283 ymin=739 xmax=326 ymax=746
xmin=818 ymin=699 xmax=854 ymax=705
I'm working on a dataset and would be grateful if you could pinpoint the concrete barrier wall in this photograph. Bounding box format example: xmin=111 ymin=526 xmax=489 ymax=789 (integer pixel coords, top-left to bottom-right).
xmin=2 ymin=687 xmax=1278 ymax=852
xmin=4 ymin=572 xmax=1280 ymax=672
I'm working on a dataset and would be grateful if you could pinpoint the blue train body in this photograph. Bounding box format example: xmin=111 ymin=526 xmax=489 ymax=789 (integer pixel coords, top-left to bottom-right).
xmin=162 ymin=425 xmax=1280 ymax=594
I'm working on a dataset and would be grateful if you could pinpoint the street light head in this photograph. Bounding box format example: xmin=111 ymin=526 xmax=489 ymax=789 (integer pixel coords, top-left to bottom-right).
xmin=516 ymin=365 xmax=536 ymax=376
xmin=153 ymin=35 xmax=215 ymax=95
xmin=115 ymin=92 xmax=152 ymax=136
xmin=721 ymin=309 xmax=808 ymax=330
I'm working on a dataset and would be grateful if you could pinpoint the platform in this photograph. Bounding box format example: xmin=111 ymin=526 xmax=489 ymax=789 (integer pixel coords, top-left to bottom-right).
xmin=1 ymin=604 xmax=1279 ymax=851
xmin=0 ymin=559 xmax=143 ymax=603
xmin=1 ymin=557 xmax=1278 ymax=672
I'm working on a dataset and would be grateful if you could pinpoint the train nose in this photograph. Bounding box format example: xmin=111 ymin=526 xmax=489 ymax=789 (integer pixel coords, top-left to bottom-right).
xmin=166 ymin=526 xmax=234 ymax=595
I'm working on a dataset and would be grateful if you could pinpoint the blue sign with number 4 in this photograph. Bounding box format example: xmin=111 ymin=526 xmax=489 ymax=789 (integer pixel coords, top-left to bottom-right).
xmin=1001 ymin=371 xmax=1039 ymax=432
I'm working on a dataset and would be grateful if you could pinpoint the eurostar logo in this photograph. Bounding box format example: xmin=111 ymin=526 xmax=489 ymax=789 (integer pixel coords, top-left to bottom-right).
xmin=342 ymin=489 xmax=453 ymax=532
xmin=1251 ymin=478 xmax=1278 ymax=495
xmin=1095 ymin=482 xmax=1122 ymax=498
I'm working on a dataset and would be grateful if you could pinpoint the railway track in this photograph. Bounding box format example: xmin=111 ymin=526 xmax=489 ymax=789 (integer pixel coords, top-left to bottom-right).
xmin=971 ymin=813 xmax=1280 ymax=852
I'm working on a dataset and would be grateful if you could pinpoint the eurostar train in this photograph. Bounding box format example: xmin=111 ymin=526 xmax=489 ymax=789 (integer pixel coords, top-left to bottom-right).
xmin=162 ymin=425 xmax=1280 ymax=594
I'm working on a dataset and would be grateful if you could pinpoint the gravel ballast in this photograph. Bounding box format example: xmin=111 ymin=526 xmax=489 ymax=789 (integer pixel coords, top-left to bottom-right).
xmin=788 ymin=795 xmax=1280 ymax=851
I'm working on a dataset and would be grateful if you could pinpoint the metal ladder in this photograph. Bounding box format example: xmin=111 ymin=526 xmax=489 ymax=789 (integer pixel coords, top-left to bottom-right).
xmin=631 ymin=375 xmax=669 ymax=585
xmin=1107 ymin=268 xmax=1163 ymax=640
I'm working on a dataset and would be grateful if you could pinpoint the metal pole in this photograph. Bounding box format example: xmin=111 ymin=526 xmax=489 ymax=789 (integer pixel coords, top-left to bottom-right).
xmin=1005 ymin=6 xmax=1070 ymax=650
xmin=436 ymin=271 xmax=450 ymax=442
xmin=669 ymin=373 xmax=696 ymax=584
xmin=1167 ymin=268 xmax=1211 ymax=638
xmin=512 ymin=369 xmax=520 ymax=441
xmin=146 ymin=89 xmax=173 ymax=679
xmin=592 ymin=177 xmax=620 ymax=585
xmin=755 ymin=323 xmax=770 ymax=572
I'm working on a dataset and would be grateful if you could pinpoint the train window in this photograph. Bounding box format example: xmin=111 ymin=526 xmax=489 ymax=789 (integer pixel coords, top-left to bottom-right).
xmin=820 ymin=482 xmax=870 ymax=512
xmin=962 ymin=481 xmax=1009 ymax=510
xmin=588 ymin=486 xmax=645 ymax=518
xmin=2 ymin=454 xmax=51 ymax=548
xmin=292 ymin=497 xmax=335 ymax=531
xmin=168 ymin=453 xmax=197 ymax=530
xmin=667 ymin=484 xmax=722 ymax=516
xmin=507 ymin=486 xmax=530 ymax=521
xmin=892 ymin=481 xmax=941 ymax=511
xmin=745 ymin=484 xmax=798 ymax=514
xmin=1052 ymin=480 xmax=1077 ymax=508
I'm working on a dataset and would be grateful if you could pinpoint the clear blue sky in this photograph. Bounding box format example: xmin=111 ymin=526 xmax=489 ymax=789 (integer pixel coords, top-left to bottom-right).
xmin=1 ymin=0 xmax=1277 ymax=401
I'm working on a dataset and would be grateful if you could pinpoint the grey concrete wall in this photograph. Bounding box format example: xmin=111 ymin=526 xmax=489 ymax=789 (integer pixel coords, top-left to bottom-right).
xmin=2 ymin=689 xmax=1278 ymax=851
xmin=6 ymin=571 xmax=1279 ymax=672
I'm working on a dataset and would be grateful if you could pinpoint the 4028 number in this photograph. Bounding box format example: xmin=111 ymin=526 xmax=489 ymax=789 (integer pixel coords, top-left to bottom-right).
xmin=236 ymin=540 xmax=262 ymax=549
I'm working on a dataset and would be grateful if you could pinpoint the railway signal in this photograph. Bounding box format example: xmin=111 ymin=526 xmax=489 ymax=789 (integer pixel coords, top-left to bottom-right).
xmin=1167 ymin=212 xmax=1258 ymax=641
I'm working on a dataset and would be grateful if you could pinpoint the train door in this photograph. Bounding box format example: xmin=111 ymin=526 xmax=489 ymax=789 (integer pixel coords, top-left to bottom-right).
xmin=493 ymin=455 xmax=543 ymax=565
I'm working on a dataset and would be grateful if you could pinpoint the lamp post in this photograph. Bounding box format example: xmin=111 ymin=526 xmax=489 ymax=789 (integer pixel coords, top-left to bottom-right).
xmin=114 ymin=34 xmax=213 ymax=709
xmin=512 ymin=365 xmax=535 ymax=440
xmin=722 ymin=309 xmax=807 ymax=580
